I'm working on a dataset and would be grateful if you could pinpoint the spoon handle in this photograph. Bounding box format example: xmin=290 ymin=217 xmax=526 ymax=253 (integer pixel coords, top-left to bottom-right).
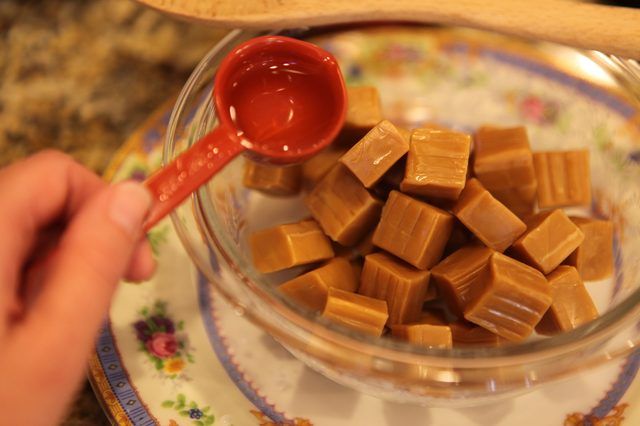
xmin=137 ymin=0 xmax=640 ymax=60
xmin=143 ymin=126 xmax=244 ymax=231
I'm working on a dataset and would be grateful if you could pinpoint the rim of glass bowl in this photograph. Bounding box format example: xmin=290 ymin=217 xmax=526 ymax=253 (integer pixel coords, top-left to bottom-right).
xmin=165 ymin=26 xmax=640 ymax=369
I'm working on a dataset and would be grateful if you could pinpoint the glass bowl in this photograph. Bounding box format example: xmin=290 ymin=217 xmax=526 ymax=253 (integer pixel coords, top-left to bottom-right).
xmin=163 ymin=25 xmax=640 ymax=406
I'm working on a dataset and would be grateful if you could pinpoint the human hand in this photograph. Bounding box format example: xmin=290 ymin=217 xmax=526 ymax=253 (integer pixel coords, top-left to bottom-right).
xmin=0 ymin=151 xmax=156 ymax=426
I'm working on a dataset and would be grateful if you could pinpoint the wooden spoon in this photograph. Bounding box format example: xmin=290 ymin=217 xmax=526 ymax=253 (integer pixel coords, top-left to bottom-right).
xmin=135 ymin=0 xmax=640 ymax=60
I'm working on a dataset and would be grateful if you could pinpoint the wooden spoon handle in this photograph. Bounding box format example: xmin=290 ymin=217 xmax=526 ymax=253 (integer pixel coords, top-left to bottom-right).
xmin=137 ymin=0 xmax=640 ymax=59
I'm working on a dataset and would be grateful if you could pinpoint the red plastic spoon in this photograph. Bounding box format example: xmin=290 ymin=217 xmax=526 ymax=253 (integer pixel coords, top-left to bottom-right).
xmin=143 ymin=36 xmax=347 ymax=230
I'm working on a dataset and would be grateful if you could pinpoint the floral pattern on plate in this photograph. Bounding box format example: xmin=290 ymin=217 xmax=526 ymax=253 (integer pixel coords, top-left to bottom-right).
xmin=162 ymin=393 xmax=215 ymax=425
xmin=133 ymin=300 xmax=194 ymax=380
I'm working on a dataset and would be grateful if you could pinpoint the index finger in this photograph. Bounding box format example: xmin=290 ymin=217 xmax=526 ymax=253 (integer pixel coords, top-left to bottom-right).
xmin=0 ymin=151 xmax=105 ymax=309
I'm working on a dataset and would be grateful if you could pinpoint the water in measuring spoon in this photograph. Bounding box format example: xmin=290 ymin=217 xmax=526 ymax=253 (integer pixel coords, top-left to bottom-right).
xmin=226 ymin=57 xmax=340 ymax=155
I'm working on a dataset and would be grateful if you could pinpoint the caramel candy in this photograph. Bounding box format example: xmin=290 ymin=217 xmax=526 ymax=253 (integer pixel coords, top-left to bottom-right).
xmin=322 ymin=287 xmax=388 ymax=336
xmin=333 ymin=231 xmax=376 ymax=261
xmin=464 ymin=252 xmax=552 ymax=341
xmin=431 ymin=245 xmax=493 ymax=317
xmin=250 ymin=219 xmax=334 ymax=273
xmin=424 ymin=282 xmax=438 ymax=302
xmin=452 ymin=178 xmax=526 ymax=252
xmin=536 ymin=266 xmax=598 ymax=335
xmin=359 ymin=252 xmax=430 ymax=325
xmin=397 ymin=126 xmax=412 ymax=142
xmin=373 ymin=190 xmax=454 ymax=269
xmin=305 ymin=164 xmax=383 ymax=246
xmin=373 ymin=157 xmax=406 ymax=199
xmin=417 ymin=122 xmax=453 ymax=132
xmin=511 ymin=209 xmax=585 ymax=274
xmin=391 ymin=322 xmax=452 ymax=348
xmin=279 ymin=258 xmax=358 ymax=311
xmin=443 ymin=220 xmax=471 ymax=256
xmin=566 ymin=217 xmax=614 ymax=280
xmin=491 ymin=187 xmax=536 ymax=218
xmin=243 ymin=160 xmax=302 ymax=196
xmin=332 ymin=241 xmax=357 ymax=261
xmin=419 ymin=309 xmax=448 ymax=325
xmin=350 ymin=258 xmax=363 ymax=281
xmin=400 ymin=129 xmax=471 ymax=200
xmin=340 ymin=120 xmax=409 ymax=188
xmin=472 ymin=126 xmax=537 ymax=215
xmin=341 ymin=86 xmax=384 ymax=141
xmin=354 ymin=230 xmax=376 ymax=257
xmin=449 ymin=321 xmax=504 ymax=347
xmin=333 ymin=239 xmax=375 ymax=263
xmin=302 ymin=147 xmax=347 ymax=186
xmin=533 ymin=150 xmax=591 ymax=208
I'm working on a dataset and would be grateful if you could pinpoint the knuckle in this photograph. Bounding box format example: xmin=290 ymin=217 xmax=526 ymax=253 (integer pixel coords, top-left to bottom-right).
xmin=33 ymin=149 xmax=74 ymax=165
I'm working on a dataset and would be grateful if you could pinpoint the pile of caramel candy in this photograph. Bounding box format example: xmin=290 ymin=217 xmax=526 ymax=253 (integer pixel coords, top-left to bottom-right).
xmin=247 ymin=87 xmax=612 ymax=348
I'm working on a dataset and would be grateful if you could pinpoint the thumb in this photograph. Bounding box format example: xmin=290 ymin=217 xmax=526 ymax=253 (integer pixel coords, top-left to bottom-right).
xmin=24 ymin=181 xmax=152 ymax=339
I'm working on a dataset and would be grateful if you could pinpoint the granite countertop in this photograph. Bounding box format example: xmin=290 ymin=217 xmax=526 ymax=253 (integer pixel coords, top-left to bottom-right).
xmin=0 ymin=1 xmax=227 ymax=424
xmin=0 ymin=0 xmax=226 ymax=172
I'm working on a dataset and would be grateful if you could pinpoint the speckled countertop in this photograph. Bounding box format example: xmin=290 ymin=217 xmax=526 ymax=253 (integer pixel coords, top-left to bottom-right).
xmin=0 ymin=0 xmax=226 ymax=172
xmin=0 ymin=1 xmax=227 ymax=424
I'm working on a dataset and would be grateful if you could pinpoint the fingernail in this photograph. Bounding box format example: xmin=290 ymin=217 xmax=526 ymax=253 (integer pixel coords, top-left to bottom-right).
xmin=108 ymin=181 xmax=152 ymax=236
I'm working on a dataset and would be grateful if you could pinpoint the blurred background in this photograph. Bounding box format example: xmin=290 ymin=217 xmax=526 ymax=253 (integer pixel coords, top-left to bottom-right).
xmin=0 ymin=0 xmax=227 ymax=173
xmin=0 ymin=1 xmax=635 ymax=171
xmin=0 ymin=0 xmax=636 ymax=424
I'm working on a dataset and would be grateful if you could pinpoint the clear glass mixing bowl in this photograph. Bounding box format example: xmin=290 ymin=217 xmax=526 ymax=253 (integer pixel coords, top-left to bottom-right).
xmin=163 ymin=25 xmax=640 ymax=406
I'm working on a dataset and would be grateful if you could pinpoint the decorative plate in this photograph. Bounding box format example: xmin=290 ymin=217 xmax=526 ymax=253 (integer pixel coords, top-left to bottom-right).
xmin=90 ymin=26 xmax=640 ymax=426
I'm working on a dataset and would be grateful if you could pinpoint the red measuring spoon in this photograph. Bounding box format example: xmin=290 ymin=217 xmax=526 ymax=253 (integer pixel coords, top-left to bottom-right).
xmin=143 ymin=36 xmax=347 ymax=230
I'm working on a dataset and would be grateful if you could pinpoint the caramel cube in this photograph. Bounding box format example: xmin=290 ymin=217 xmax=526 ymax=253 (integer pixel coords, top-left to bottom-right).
xmin=302 ymin=147 xmax=347 ymax=186
xmin=250 ymin=219 xmax=334 ymax=273
xmin=452 ymin=178 xmax=526 ymax=252
xmin=536 ymin=266 xmax=598 ymax=335
xmin=464 ymin=252 xmax=552 ymax=341
xmin=279 ymin=258 xmax=358 ymax=311
xmin=566 ymin=217 xmax=614 ymax=280
xmin=340 ymin=120 xmax=409 ymax=188
xmin=511 ymin=209 xmax=584 ymax=274
xmin=424 ymin=282 xmax=438 ymax=302
xmin=359 ymin=252 xmax=430 ymax=325
xmin=443 ymin=219 xmax=471 ymax=256
xmin=322 ymin=287 xmax=388 ymax=336
xmin=449 ymin=321 xmax=505 ymax=347
xmin=397 ymin=126 xmax=412 ymax=142
xmin=533 ymin=150 xmax=591 ymax=208
xmin=417 ymin=122 xmax=453 ymax=132
xmin=243 ymin=160 xmax=302 ymax=196
xmin=490 ymin=186 xmax=536 ymax=218
xmin=473 ymin=126 xmax=537 ymax=192
xmin=332 ymin=241 xmax=357 ymax=261
xmin=431 ymin=245 xmax=493 ymax=317
xmin=390 ymin=323 xmax=452 ymax=348
xmin=354 ymin=230 xmax=376 ymax=257
xmin=418 ymin=309 xmax=448 ymax=325
xmin=373 ymin=190 xmax=454 ymax=269
xmin=333 ymin=231 xmax=375 ymax=262
xmin=341 ymin=86 xmax=384 ymax=141
xmin=472 ymin=126 xmax=537 ymax=216
xmin=305 ymin=165 xmax=383 ymax=246
xmin=400 ymin=129 xmax=471 ymax=200
xmin=373 ymin=157 xmax=406 ymax=199
xmin=350 ymin=258 xmax=363 ymax=281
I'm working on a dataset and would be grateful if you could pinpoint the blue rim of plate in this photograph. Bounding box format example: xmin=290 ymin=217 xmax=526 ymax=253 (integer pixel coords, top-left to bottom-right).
xmin=89 ymin=32 xmax=640 ymax=426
